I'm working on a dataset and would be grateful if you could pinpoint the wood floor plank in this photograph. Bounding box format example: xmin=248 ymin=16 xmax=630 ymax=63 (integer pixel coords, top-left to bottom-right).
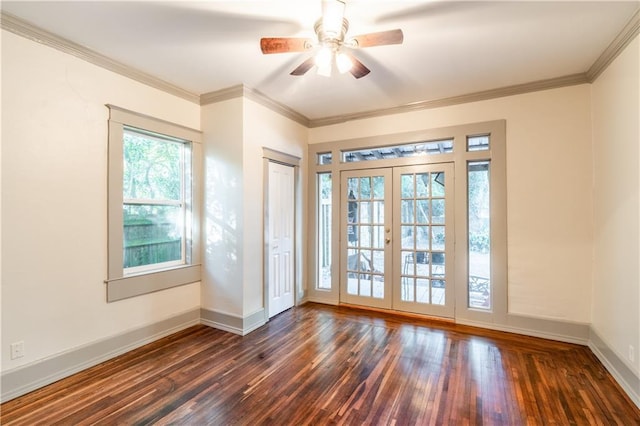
xmin=2 ymin=303 xmax=639 ymax=425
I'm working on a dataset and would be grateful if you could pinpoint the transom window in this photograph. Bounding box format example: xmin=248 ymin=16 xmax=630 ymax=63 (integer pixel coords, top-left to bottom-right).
xmin=342 ymin=139 xmax=454 ymax=162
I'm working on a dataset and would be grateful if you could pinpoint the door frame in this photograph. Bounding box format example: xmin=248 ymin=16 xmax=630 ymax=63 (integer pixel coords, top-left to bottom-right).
xmin=262 ymin=148 xmax=301 ymax=322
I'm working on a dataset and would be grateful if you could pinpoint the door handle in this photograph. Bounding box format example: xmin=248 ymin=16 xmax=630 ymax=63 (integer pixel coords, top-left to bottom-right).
xmin=385 ymin=238 xmax=391 ymax=245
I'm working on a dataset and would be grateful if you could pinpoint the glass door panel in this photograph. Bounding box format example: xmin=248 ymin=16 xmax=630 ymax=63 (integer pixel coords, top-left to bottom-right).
xmin=340 ymin=169 xmax=392 ymax=309
xmin=393 ymin=164 xmax=454 ymax=317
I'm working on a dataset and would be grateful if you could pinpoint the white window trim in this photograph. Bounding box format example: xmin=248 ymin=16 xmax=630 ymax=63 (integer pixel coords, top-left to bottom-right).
xmin=105 ymin=105 xmax=202 ymax=302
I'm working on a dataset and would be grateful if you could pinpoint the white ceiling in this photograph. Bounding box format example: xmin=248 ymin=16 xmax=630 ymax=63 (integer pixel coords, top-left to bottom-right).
xmin=2 ymin=1 xmax=638 ymax=121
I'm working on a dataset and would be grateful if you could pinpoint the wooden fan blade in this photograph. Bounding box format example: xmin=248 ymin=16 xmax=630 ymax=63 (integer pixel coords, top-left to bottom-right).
xmin=347 ymin=54 xmax=370 ymax=79
xmin=260 ymin=37 xmax=313 ymax=54
xmin=351 ymin=29 xmax=404 ymax=48
xmin=290 ymin=57 xmax=316 ymax=76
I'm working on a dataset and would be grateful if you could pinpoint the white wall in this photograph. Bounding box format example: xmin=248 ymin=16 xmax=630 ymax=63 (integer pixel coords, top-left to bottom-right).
xmin=591 ymin=35 xmax=639 ymax=375
xmin=201 ymin=97 xmax=307 ymax=320
xmin=309 ymin=84 xmax=594 ymax=323
xmin=201 ymin=98 xmax=245 ymax=317
xmin=242 ymin=99 xmax=308 ymax=314
xmin=1 ymin=31 xmax=201 ymax=372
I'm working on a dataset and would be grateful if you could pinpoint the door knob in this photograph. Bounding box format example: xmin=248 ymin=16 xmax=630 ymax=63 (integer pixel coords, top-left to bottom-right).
xmin=385 ymin=238 xmax=391 ymax=244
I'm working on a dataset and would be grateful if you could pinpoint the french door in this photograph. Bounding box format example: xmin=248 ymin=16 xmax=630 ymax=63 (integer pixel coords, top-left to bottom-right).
xmin=339 ymin=169 xmax=393 ymax=309
xmin=340 ymin=164 xmax=454 ymax=317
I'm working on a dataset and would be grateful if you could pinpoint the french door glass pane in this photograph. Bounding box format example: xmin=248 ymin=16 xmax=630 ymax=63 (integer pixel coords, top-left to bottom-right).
xmin=416 ymin=173 xmax=429 ymax=197
xmin=431 ymin=199 xmax=445 ymax=224
xmin=416 ymin=200 xmax=429 ymax=223
xmin=372 ymin=177 xmax=385 ymax=198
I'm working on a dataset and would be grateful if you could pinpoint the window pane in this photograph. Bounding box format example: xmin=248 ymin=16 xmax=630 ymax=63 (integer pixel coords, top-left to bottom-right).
xmin=372 ymin=201 xmax=385 ymax=223
xmin=417 ymin=278 xmax=430 ymax=303
xmin=401 ymin=226 xmax=414 ymax=249
xmin=123 ymin=204 xmax=183 ymax=268
xmin=402 ymin=277 xmax=415 ymax=302
xmin=416 ymin=200 xmax=429 ymax=224
xmin=317 ymin=173 xmax=332 ymax=289
xmin=372 ymin=225 xmax=385 ymax=249
xmin=416 ymin=173 xmax=429 ymax=198
xmin=467 ymin=135 xmax=490 ymax=151
xmin=317 ymin=152 xmax=332 ymax=165
xmin=431 ymin=226 xmax=445 ymax=250
xmin=401 ymin=200 xmax=414 ymax=223
xmin=432 ymin=280 xmax=445 ymax=305
xmin=359 ymin=201 xmax=371 ymax=223
xmin=401 ymin=174 xmax=414 ymax=198
xmin=123 ymin=129 xmax=182 ymax=201
xmin=360 ymin=225 xmax=372 ymax=247
xmin=468 ymin=161 xmax=491 ymax=309
xmin=360 ymin=177 xmax=371 ymax=199
xmin=372 ymin=176 xmax=385 ymax=199
xmin=431 ymin=199 xmax=445 ymax=224
xmin=416 ymin=226 xmax=429 ymax=250
xmin=342 ymin=139 xmax=454 ymax=162
xmin=431 ymin=172 xmax=445 ymax=197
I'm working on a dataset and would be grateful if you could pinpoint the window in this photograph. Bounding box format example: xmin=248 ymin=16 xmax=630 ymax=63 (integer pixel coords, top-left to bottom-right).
xmin=317 ymin=173 xmax=332 ymax=289
xmin=106 ymin=105 xmax=202 ymax=302
xmin=342 ymin=139 xmax=453 ymax=162
xmin=468 ymin=161 xmax=491 ymax=309
xmin=123 ymin=128 xmax=188 ymax=273
xmin=317 ymin=152 xmax=332 ymax=165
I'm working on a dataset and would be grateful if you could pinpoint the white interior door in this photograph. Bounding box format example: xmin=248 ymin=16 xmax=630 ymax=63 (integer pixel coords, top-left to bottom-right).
xmin=267 ymin=161 xmax=295 ymax=318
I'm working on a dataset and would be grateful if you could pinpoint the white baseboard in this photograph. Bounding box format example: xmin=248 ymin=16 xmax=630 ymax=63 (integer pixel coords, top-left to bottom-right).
xmin=589 ymin=328 xmax=640 ymax=409
xmin=306 ymin=295 xmax=339 ymax=306
xmin=456 ymin=315 xmax=590 ymax=346
xmin=1 ymin=308 xmax=200 ymax=403
xmin=200 ymin=308 xmax=266 ymax=336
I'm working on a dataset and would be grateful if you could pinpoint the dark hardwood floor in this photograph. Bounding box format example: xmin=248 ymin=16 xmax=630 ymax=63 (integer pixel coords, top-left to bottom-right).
xmin=2 ymin=303 xmax=639 ymax=425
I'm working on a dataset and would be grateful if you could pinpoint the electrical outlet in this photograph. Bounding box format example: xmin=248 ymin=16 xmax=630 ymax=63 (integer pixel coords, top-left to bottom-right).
xmin=10 ymin=341 xmax=25 ymax=360
xmin=629 ymin=345 xmax=635 ymax=363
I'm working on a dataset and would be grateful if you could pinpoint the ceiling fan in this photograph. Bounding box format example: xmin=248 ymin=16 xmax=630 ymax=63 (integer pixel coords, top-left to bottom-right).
xmin=260 ymin=0 xmax=403 ymax=79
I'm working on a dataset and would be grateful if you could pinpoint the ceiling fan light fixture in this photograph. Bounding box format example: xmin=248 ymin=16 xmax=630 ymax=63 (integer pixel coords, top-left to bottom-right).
xmin=261 ymin=0 xmax=403 ymax=79
xmin=315 ymin=47 xmax=333 ymax=77
xmin=336 ymin=51 xmax=353 ymax=73
xmin=322 ymin=0 xmax=345 ymax=38
xmin=315 ymin=47 xmax=332 ymax=67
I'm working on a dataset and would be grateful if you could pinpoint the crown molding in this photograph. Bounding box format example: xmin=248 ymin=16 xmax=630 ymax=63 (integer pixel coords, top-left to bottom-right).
xmin=200 ymin=85 xmax=310 ymax=127
xmin=199 ymin=85 xmax=246 ymax=106
xmin=308 ymin=73 xmax=590 ymax=128
xmin=0 ymin=11 xmax=200 ymax=104
xmin=587 ymin=8 xmax=640 ymax=82
xmin=3 ymin=6 xmax=638 ymax=129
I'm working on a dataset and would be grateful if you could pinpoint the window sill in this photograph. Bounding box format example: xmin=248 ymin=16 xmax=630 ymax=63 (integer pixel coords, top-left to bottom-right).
xmin=105 ymin=264 xmax=201 ymax=302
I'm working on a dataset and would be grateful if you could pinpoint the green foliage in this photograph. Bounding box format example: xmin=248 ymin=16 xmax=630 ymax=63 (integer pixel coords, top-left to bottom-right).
xmin=319 ymin=173 xmax=332 ymax=200
xmin=123 ymin=130 xmax=182 ymax=201
xmin=468 ymin=164 xmax=491 ymax=253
